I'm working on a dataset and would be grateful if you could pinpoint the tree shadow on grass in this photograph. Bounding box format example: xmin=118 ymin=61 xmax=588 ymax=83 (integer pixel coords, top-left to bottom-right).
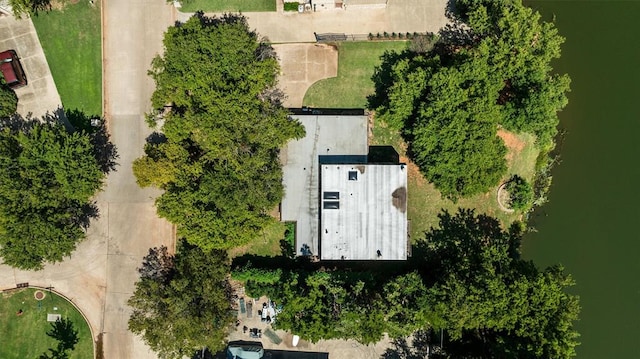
xmin=47 ymin=318 xmax=80 ymax=352
xmin=38 ymin=317 xmax=79 ymax=359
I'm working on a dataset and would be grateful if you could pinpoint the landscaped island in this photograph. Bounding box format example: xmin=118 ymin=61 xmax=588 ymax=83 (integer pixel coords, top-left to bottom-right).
xmin=0 ymin=288 xmax=94 ymax=359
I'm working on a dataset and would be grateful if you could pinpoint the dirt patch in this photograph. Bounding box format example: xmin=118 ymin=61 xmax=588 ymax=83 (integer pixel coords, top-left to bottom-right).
xmin=95 ymin=333 xmax=104 ymax=359
xmin=497 ymin=129 xmax=525 ymax=163
xmin=400 ymin=156 xmax=426 ymax=187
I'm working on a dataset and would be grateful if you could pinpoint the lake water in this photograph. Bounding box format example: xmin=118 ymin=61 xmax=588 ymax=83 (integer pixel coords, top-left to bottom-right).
xmin=522 ymin=1 xmax=640 ymax=358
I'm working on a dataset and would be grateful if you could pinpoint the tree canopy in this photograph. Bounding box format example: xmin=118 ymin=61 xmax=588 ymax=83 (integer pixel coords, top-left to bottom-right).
xmin=0 ymin=121 xmax=104 ymax=269
xmin=235 ymin=209 xmax=580 ymax=359
xmin=371 ymin=0 xmax=569 ymax=199
xmin=128 ymin=242 xmax=234 ymax=358
xmin=236 ymin=266 xmax=431 ymax=344
xmin=423 ymin=209 xmax=580 ymax=359
xmin=134 ymin=13 xmax=304 ymax=251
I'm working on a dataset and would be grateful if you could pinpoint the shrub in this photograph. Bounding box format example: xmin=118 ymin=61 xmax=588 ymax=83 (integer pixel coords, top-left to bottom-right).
xmin=283 ymin=2 xmax=299 ymax=11
xmin=506 ymin=175 xmax=534 ymax=211
xmin=0 ymin=79 xmax=17 ymax=117
xmin=232 ymin=263 xmax=282 ymax=284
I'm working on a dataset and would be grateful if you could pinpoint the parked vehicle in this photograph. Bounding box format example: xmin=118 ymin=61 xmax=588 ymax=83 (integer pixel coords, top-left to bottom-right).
xmin=0 ymin=50 xmax=27 ymax=89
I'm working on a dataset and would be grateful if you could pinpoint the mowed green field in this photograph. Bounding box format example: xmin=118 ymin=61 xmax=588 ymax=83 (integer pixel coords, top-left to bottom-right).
xmin=32 ymin=2 xmax=102 ymax=116
xmin=0 ymin=289 xmax=93 ymax=359
xmin=179 ymin=0 xmax=276 ymax=12
xmin=303 ymin=41 xmax=408 ymax=109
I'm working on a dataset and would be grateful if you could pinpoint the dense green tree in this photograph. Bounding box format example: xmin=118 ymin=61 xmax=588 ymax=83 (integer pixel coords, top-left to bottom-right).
xmin=506 ymin=174 xmax=534 ymax=210
xmin=128 ymin=242 xmax=234 ymax=358
xmin=0 ymin=122 xmax=104 ymax=269
xmin=371 ymin=0 xmax=569 ymax=199
xmin=237 ymin=268 xmax=430 ymax=344
xmin=134 ymin=13 xmax=304 ymax=250
xmin=0 ymin=79 xmax=18 ymax=117
xmin=423 ymin=209 xmax=580 ymax=359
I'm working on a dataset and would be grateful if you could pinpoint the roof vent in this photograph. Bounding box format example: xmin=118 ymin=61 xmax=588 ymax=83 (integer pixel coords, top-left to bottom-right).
xmin=348 ymin=171 xmax=358 ymax=181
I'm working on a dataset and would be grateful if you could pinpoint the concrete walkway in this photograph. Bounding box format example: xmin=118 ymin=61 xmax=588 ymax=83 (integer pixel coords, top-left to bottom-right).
xmin=177 ymin=0 xmax=449 ymax=43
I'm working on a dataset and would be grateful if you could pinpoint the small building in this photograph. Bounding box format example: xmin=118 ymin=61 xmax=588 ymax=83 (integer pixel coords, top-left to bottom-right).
xmin=227 ymin=342 xmax=264 ymax=359
xmin=320 ymin=163 xmax=407 ymax=260
xmin=281 ymin=111 xmax=408 ymax=261
xmin=227 ymin=341 xmax=328 ymax=359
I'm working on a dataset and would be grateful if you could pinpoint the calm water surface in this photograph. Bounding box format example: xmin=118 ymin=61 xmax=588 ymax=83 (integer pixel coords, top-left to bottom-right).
xmin=523 ymin=1 xmax=640 ymax=358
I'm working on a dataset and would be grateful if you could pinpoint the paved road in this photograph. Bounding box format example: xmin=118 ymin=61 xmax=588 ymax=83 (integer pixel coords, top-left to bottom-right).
xmin=1 ymin=1 xmax=175 ymax=358
xmin=177 ymin=0 xmax=449 ymax=43
xmin=101 ymin=0 xmax=175 ymax=357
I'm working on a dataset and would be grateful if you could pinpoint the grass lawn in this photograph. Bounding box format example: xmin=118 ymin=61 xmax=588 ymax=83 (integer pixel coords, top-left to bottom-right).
xmin=179 ymin=0 xmax=276 ymax=12
xmin=0 ymin=288 xmax=93 ymax=359
xmin=32 ymin=2 xmax=102 ymax=116
xmin=303 ymin=41 xmax=408 ymax=108
xmin=371 ymin=119 xmax=540 ymax=240
xmin=229 ymin=220 xmax=286 ymax=258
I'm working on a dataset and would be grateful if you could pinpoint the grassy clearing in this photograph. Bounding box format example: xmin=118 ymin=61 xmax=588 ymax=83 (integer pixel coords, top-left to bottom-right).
xmin=179 ymin=0 xmax=276 ymax=12
xmin=32 ymin=2 xmax=102 ymax=116
xmin=371 ymin=119 xmax=539 ymax=240
xmin=0 ymin=288 xmax=93 ymax=359
xmin=229 ymin=220 xmax=286 ymax=258
xmin=303 ymin=41 xmax=408 ymax=108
